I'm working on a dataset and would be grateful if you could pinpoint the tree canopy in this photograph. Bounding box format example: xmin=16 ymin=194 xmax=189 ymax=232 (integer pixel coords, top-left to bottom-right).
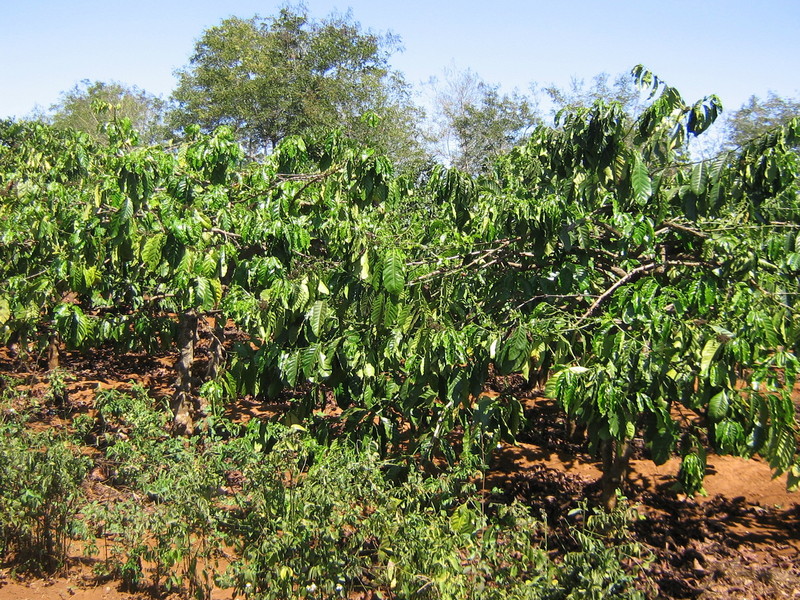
xmin=542 ymin=71 xmax=647 ymax=118
xmin=170 ymin=7 xmax=425 ymax=164
xmin=47 ymin=80 xmax=168 ymax=145
xmin=426 ymin=68 xmax=538 ymax=174
xmin=724 ymin=92 xmax=800 ymax=149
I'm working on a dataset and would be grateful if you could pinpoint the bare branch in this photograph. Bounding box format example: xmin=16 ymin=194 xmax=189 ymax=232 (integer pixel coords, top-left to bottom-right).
xmin=210 ymin=227 xmax=242 ymax=239
xmin=661 ymin=220 xmax=710 ymax=239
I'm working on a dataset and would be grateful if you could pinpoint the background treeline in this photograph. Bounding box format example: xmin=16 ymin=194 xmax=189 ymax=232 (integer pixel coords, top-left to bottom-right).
xmin=24 ymin=6 xmax=800 ymax=173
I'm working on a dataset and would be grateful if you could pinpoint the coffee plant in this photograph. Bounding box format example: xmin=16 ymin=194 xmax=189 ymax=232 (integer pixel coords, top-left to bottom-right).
xmin=1 ymin=64 xmax=798 ymax=515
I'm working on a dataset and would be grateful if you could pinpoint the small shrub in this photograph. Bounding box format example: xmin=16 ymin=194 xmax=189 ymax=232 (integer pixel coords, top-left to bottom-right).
xmin=0 ymin=424 xmax=89 ymax=572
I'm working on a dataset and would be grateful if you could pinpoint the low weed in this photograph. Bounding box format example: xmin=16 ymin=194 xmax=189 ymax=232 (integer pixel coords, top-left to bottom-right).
xmin=0 ymin=422 xmax=89 ymax=572
xmin=221 ymin=424 xmax=647 ymax=600
xmin=0 ymin=384 xmax=650 ymax=599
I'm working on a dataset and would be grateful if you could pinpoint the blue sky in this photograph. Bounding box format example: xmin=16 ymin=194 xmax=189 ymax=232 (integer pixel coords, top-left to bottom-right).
xmin=2 ymin=0 xmax=799 ymax=119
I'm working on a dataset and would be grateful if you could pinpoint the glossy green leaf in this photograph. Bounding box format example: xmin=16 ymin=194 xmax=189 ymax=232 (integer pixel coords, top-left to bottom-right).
xmin=707 ymin=390 xmax=729 ymax=421
xmin=0 ymin=297 xmax=10 ymax=325
xmin=308 ymin=299 xmax=327 ymax=338
xmin=690 ymin=161 xmax=705 ymax=196
xmin=700 ymin=338 xmax=721 ymax=376
xmin=382 ymin=250 xmax=405 ymax=296
xmin=631 ymin=152 xmax=652 ymax=206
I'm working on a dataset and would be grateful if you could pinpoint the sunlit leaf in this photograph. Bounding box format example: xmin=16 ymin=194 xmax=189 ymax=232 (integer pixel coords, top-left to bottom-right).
xmin=631 ymin=152 xmax=652 ymax=206
xmin=382 ymin=249 xmax=405 ymax=296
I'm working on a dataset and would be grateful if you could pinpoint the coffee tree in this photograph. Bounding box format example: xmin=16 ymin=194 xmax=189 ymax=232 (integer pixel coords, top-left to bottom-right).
xmin=1 ymin=66 xmax=798 ymax=507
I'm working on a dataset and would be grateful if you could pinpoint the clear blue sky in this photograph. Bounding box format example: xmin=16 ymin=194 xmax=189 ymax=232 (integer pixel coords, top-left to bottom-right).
xmin=2 ymin=0 xmax=799 ymax=119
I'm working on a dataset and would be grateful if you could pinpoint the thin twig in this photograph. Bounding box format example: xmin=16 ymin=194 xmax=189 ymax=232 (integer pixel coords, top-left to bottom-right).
xmin=408 ymin=239 xmax=516 ymax=285
xmin=515 ymin=294 xmax=598 ymax=311
xmin=210 ymin=227 xmax=242 ymax=239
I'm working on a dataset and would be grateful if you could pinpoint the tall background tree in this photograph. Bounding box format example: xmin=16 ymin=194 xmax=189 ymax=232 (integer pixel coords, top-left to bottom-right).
xmin=541 ymin=71 xmax=646 ymax=118
xmin=47 ymin=80 xmax=168 ymax=145
xmin=426 ymin=67 xmax=538 ymax=174
xmin=170 ymin=6 xmax=426 ymax=165
xmin=723 ymin=92 xmax=800 ymax=148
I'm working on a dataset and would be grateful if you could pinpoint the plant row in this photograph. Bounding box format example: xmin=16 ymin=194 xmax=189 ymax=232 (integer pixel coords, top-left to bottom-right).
xmin=0 ymin=66 xmax=798 ymax=505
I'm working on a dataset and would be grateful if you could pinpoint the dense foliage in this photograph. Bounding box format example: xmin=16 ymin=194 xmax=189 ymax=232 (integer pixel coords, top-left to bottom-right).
xmin=0 ymin=64 xmax=798 ymax=519
xmin=0 ymin=381 xmax=649 ymax=599
xmin=170 ymin=7 xmax=425 ymax=164
xmin=45 ymin=79 xmax=168 ymax=145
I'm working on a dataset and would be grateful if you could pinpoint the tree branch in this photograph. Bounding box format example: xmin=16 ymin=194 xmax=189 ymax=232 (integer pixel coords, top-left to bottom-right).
xmin=211 ymin=227 xmax=242 ymax=239
xmin=408 ymin=238 xmax=517 ymax=285
xmin=577 ymin=260 xmax=710 ymax=322
xmin=661 ymin=220 xmax=710 ymax=239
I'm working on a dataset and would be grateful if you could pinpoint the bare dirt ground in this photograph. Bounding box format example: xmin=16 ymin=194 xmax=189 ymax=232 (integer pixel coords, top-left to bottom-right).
xmin=1 ymin=347 xmax=798 ymax=600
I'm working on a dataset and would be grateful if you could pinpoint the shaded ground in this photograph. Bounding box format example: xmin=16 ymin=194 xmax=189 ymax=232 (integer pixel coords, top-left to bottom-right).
xmin=490 ymin=393 xmax=800 ymax=600
xmin=1 ymin=347 xmax=799 ymax=599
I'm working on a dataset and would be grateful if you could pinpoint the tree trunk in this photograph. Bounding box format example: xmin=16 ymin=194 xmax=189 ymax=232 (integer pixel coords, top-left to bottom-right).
xmin=47 ymin=333 xmax=60 ymax=371
xmin=532 ymin=350 xmax=552 ymax=390
xmin=566 ymin=417 xmax=586 ymax=443
xmin=198 ymin=316 xmax=226 ymax=417
xmin=205 ymin=317 xmax=226 ymax=381
xmin=171 ymin=311 xmax=198 ymax=435
xmin=600 ymin=438 xmax=634 ymax=512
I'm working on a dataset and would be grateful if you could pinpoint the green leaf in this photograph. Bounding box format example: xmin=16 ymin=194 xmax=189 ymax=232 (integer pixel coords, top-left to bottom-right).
xmin=700 ymin=338 xmax=721 ymax=376
xmin=500 ymin=326 xmax=530 ymax=373
xmin=293 ymin=277 xmax=310 ymax=311
xmin=383 ymin=297 xmax=399 ymax=329
xmin=142 ymin=233 xmax=166 ymax=271
xmin=283 ymin=351 xmax=300 ymax=388
xmin=56 ymin=304 xmax=91 ymax=348
xmin=678 ymin=452 xmax=706 ymax=496
xmin=195 ymin=277 xmax=215 ymax=310
xmin=690 ymin=161 xmax=706 ymax=196
xmin=447 ymin=369 xmax=466 ymax=402
xmin=359 ymin=251 xmax=370 ymax=280
xmin=308 ymin=299 xmax=327 ymax=338
xmin=707 ymin=390 xmax=729 ymax=421
xmin=631 ymin=152 xmax=652 ymax=206
xmin=382 ymin=249 xmax=405 ymax=296
xmin=83 ymin=266 xmax=100 ymax=289
xmin=118 ymin=197 xmax=133 ymax=223
xmin=301 ymin=344 xmax=318 ymax=377
xmin=769 ymin=427 xmax=796 ymax=474
xmin=210 ymin=278 xmax=223 ymax=306
xmin=0 ymin=297 xmax=10 ymax=325
xmin=787 ymin=463 xmax=800 ymax=492
xmin=715 ymin=419 xmax=744 ymax=454
xmin=449 ymin=503 xmax=477 ymax=535
xmin=370 ymin=294 xmax=384 ymax=328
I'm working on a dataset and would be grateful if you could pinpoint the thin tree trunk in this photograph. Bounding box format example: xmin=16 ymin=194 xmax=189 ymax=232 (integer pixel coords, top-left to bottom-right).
xmin=198 ymin=316 xmax=226 ymax=417
xmin=205 ymin=317 xmax=226 ymax=381
xmin=532 ymin=350 xmax=552 ymax=390
xmin=600 ymin=438 xmax=634 ymax=511
xmin=171 ymin=311 xmax=198 ymax=435
xmin=47 ymin=333 xmax=59 ymax=371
